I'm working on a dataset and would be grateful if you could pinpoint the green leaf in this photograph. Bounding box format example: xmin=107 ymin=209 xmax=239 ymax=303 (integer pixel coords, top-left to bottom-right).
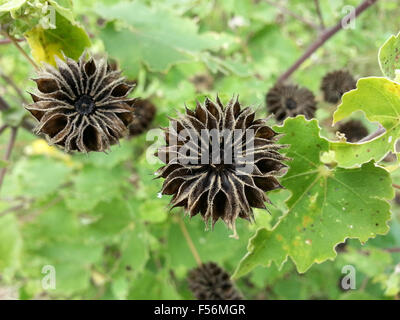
xmin=340 ymin=247 xmax=393 ymax=278
xmin=118 ymin=224 xmax=149 ymax=274
xmin=24 ymin=12 xmax=90 ymax=65
xmin=48 ymin=0 xmax=74 ymax=23
xmin=64 ymin=165 xmax=129 ymax=212
xmin=166 ymin=217 xmax=249 ymax=278
xmin=76 ymin=141 xmax=132 ymax=169
xmin=379 ymin=32 xmax=400 ymax=79
xmin=87 ymin=200 xmax=134 ymax=240
xmin=0 ymin=159 xmax=8 ymax=168
xmin=0 ymin=0 xmax=25 ymax=13
xmin=12 ymin=157 xmax=73 ymax=198
xmin=234 ymin=116 xmax=393 ymax=278
xmin=2 ymin=106 xmax=26 ymax=127
xmin=96 ymin=2 xmax=220 ymax=78
xmin=332 ymin=77 xmax=400 ymax=168
xmin=127 ymin=270 xmax=181 ymax=300
xmin=385 ymin=267 xmax=400 ymax=296
xmin=0 ymin=215 xmax=22 ymax=275
xmin=36 ymin=242 xmax=102 ymax=295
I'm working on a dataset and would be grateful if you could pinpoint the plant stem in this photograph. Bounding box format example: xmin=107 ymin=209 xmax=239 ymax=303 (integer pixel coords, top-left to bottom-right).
xmin=0 ymin=96 xmax=9 ymax=111
xmin=277 ymin=0 xmax=378 ymax=83
xmin=385 ymin=248 xmax=400 ymax=253
xmin=0 ymin=71 xmax=28 ymax=103
xmin=177 ymin=214 xmax=202 ymax=266
xmin=0 ymin=127 xmax=18 ymax=193
xmin=4 ymin=33 xmax=39 ymax=70
xmin=265 ymin=0 xmax=318 ymax=30
xmin=0 ymin=124 xmax=8 ymax=135
xmin=314 ymin=0 xmax=325 ymax=30
xmin=0 ymin=38 xmax=24 ymax=45
xmin=392 ymin=184 xmax=400 ymax=190
xmin=0 ymin=203 xmax=25 ymax=218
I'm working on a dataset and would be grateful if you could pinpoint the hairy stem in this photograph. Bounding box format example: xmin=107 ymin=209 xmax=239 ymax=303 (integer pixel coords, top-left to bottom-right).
xmin=177 ymin=215 xmax=202 ymax=266
xmin=277 ymin=0 xmax=378 ymax=83
xmin=0 ymin=127 xmax=18 ymax=193
xmin=0 ymin=38 xmax=24 ymax=45
xmin=3 ymin=33 xmax=39 ymax=70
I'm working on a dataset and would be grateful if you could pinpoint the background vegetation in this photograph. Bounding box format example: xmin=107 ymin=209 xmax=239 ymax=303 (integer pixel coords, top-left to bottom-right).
xmin=1 ymin=0 xmax=400 ymax=300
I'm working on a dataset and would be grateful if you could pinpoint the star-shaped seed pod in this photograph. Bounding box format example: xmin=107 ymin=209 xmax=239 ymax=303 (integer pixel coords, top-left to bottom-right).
xmin=188 ymin=262 xmax=243 ymax=300
xmin=128 ymin=98 xmax=156 ymax=137
xmin=321 ymin=70 xmax=356 ymax=104
xmin=266 ymin=83 xmax=316 ymax=122
xmin=25 ymin=52 xmax=136 ymax=153
xmin=156 ymin=96 xmax=288 ymax=235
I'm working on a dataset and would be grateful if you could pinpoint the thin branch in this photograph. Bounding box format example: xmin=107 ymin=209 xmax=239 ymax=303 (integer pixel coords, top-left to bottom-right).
xmin=0 ymin=203 xmax=25 ymax=218
xmin=393 ymin=184 xmax=400 ymax=190
xmin=265 ymin=0 xmax=318 ymax=30
xmin=314 ymin=0 xmax=325 ymax=30
xmin=0 ymin=124 xmax=8 ymax=135
xmin=0 ymin=127 xmax=18 ymax=193
xmin=277 ymin=0 xmax=378 ymax=83
xmin=0 ymin=96 xmax=9 ymax=111
xmin=176 ymin=214 xmax=202 ymax=266
xmin=0 ymin=38 xmax=25 ymax=45
xmin=2 ymin=33 xmax=39 ymax=70
xmin=0 ymin=71 xmax=28 ymax=103
xmin=385 ymin=248 xmax=400 ymax=253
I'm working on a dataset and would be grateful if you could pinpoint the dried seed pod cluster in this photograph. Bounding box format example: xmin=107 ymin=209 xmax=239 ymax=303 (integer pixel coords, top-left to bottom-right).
xmin=188 ymin=262 xmax=242 ymax=300
xmin=156 ymin=96 xmax=287 ymax=234
xmin=26 ymin=53 xmax=136 ymax=153
xmin=128 ymin=98 xmax=156 ymax=137
xmin=266 ymin=83 xmax=316 ymax=122
xmin=321 ymin=70 xmax=356 ymax=104
xmin=337 ymin=119 xmax=368 ymax=143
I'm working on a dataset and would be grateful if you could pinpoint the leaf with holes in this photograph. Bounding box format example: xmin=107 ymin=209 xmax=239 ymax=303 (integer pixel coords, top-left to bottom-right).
xmin=234 ymin=116 xmax=393 ymax=278
xmin=379 ymin=31 xmax=400 ymax=80
xmin=332 ymin=77 xmax=400 ymax=168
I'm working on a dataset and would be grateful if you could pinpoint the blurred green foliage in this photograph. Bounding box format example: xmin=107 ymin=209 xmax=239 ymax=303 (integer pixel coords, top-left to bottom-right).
xmin=0 ymin=0 xmax=400 ymax=300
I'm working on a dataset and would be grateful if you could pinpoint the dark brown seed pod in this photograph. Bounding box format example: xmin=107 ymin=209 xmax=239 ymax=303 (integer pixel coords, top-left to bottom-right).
xmin=128 ymin=98 xmax=156 ymax=137
xmin=321 ymin=70 xmax=356 ymax=104
xmin=188 ymin=262 xmax=243 ymax=300
xmin=266 ymin=83 xmax=316 ymax=122
xmin=395 ymin=192 xmax=400 ymax=206
xmin=337 ymin=120 xmax=368 ymax=142
xmin=25 ymin=52 xmax=136 ymax=153
xmin=190 ymin=74 xmax=214 ymax=93
xmin=156 ymin=96 xmax=287 ymax=234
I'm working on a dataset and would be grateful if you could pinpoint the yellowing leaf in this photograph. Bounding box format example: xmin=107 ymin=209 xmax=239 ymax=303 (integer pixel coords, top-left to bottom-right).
xmin=24 ymin=12 xmax=90 ymax=65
